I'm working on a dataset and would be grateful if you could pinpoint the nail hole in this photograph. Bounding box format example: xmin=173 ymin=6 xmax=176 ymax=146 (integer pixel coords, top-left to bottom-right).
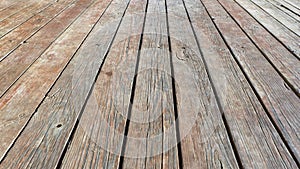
xmin=56 ymin=124 xmax=63 ymax=128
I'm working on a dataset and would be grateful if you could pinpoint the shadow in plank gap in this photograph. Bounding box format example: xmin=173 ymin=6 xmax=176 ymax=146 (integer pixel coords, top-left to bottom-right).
xmin=67 ymin=12 xmax=225 ymax=159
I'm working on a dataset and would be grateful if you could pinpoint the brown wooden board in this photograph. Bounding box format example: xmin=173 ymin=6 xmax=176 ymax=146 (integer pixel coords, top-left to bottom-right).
xmin=234 ymin=0 xmax=300 ymax=58
xmin=248 ymin=0 xmax=300 ymax=36
xmin=60 ymin=0 xmax=149 ymax=168
xmin=0 ymin=0 xmax=75 ymax=60
xmin=0 ymin=0 xmax=34 ymax=21
xmin=166 ymin=0 xmax=240 ymax=168
xmin=0 ymin=1 xmax=53 ymax=37
xmin=121 ymin=0 xmax=180 ymax=168
xmin=200 ymin=0 xmax=300 ymax=164
xmin=0 ymin=0 xmax=22 ymax=11
xmin=266 ymin=0 xmax=300 ymax=21
xmin=0 ymin=0 xmax=93 ymax=97
xmin=0 ymin=0 xmax=113 ymax=167
xmin=0 ymin=0 xmax=95 ymax=161
xmin=282 ymin=0 xmax=300 ymax=10
xmin=217 ymin=0 xmax=300 ymax=99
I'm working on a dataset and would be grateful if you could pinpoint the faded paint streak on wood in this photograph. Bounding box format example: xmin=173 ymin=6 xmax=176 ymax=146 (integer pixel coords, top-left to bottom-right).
xmin=199 ymin=0 xmax=299 ymax=166
xmin=0 ymin=0 xmax=96 ymax=161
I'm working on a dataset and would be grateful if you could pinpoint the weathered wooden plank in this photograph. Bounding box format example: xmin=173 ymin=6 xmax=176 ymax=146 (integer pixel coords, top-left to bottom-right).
xmin=61 ymin=0 xmax=149 ymax=168
xmin=121 ymin=0 xmax=180 ymax=168
xmin=0 ymin=0 xmax=21 ymax=11
xmin=166 ymin=0 xmax=239 ymax=168
xmin=200 ymin=0 xmax=300 ymax=165
xmin=183 ymin=0 xmax=299 ymax=168
xmin=248 ymin=0 xmax=300 ymax=36
xmin=0 ymin=0 xmax=34 ymax=21
xmin=217 ymin=0 xmax=300 ymax=98
xmin=0 ymin=0 xmax=93 ymax=97
xmin=283 ymin=0 xmax=300 ymax=10
xmin=0 ymin=0 xmax=95 ymax=161
xmin=267 ymin=0 xmax=300 ymax=21
xmin=0 ymin=0 xmax=75 ymax=60
xmin=0 ymin=1 xmax=53 ymax=37
xmin=0 ymin=0 xmax=110 ymax=168
xmin=234 ymin=0 xmax=300 ymax=58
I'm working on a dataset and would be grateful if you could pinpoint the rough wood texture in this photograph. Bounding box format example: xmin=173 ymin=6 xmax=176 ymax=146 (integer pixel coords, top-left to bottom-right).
xmin=0 ymin=0 xmax=93 ymax=97
xmin=0 ymin=0 xmax=75 ymax=59
xmin=200 ymin=0 xmax=300 ymax=164
xmin=217 ymin=0 xmax=300 ymax=97
xmin=0 ymin=0 xmax=113 ymax=167
xmin=0 ymin=0 xmax=299 ymax=168
xmin=121 ymin=0 xmax=180 ymax=168
xmin=266 ymin=0 xmax=300 ymax=21
xmin=0 ymin=0 xmax=95 ymax=160
xmin=282 ymin=0 xmax=300 ymax=10
xmin=0 ymin=1 xmax=53 ymax=37
xmin=166 ymin=0 xmax=239 ymax=168
xmin=248 ymin=0 xmax=300 ymax=36
xmin=234 ymin=0 xmax=300 ymax=58
xmin=61 ymin=0 xmax=149 ymax=168
xmin=0 ymin=0 xmax=32 ymax=21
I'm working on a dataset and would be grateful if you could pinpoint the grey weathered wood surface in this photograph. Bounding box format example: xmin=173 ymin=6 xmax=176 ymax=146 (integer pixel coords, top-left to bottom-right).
xmin=234 ymin=0 xmax=300 ymax=58
xmin=0 ymin=0 xmax=33 ymax=21
xmin=201 ymin=0 xmax=300 ymax=164
xmin=0 ymin=0 xmax=97 ymax=161
xmin=266 ymin=0 xmax=300 ymax=21
xmin=0 ymin=0 xmax=113 ymax=167
xmin=0 ymin=0 xmax=75 ymax=59
xmin=61 ymin=0 xmax=150 ymax=168
xmin=121 ymin=0 xmax=180 ymax=168
xmin=0 ymin=0 xmax=53 ymax=37
xmin=248 ymin=0 xmax=300 ymax=36
xmin=282 ymin=0 xmax=300 ymax=10
xmin=217 ymin=0 xmax=300 ymax=96
xmin=0 ymin=0 xmax=299 ymax=168
xmin=0 ymin=0 xmax=22 ymax=11
xmin=0 ymin=0 xmax=92 ymax=97
xmin=166 ymin=0 xmax=239 ymax=168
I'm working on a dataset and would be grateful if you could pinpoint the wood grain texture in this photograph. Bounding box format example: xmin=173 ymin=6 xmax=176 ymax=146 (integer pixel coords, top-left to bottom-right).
xmin=185 ymin=0 xmax=297 ymax=168
xmin=234 ymin=0 xmax=300 ymax=58
xmin=0 ymin=0 xmax=33 ymax=21
xmin=217 ymin=0 xmax=300 ymax=98
xmin=0 ymin=0 xmax=113 ymax=167
xmin=266 ymin=0 xmax=300 ymax=21
xmin=167 ymin=0 xmax=239 ymax=168
xmin=282 ymin=0 xmax=300 ymax=10
xmin=0 ymin=0 xmax=95 ymax=161
xmin=0 ymin=0 xmax=22 ymax=11
xmin=0 ymin=0 xmax=93 ymax=97
xmin=60 ymin=0 xmax=149 ymax=168
xmin=248 ymin=0 xmax=300 ymax=36
xmin=121 ymin=0 xmax=180 ymax=168
xmin=200 ymin=0 xmax=300 ymax=164
xmin=0 ymin=1 xmax=53 ymax=37
xmin=0 ymin=0 xmax=75 ymax=59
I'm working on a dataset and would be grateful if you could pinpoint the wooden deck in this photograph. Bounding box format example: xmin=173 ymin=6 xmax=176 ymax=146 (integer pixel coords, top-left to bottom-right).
xmin=0 ymin=0 xmax=299 ymax=168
